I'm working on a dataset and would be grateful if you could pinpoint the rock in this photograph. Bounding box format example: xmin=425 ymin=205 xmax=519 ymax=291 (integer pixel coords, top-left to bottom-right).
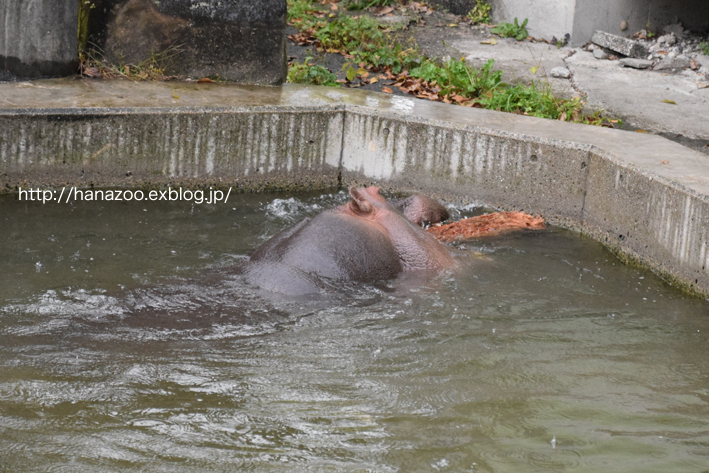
xmin=696 ymin=55 xmax=709 ymax=69
xmin=620 ymin=21 xmax=628 ymax=31
xmin=0 ymin=0 xmax=79 ymax=79
xmin=591 ymin=31 xmax=649 ymax=59
xmin=91 ymin=0 xmax=287 ymax=85
xmin=654 ymin=56 xmax=692 ymax=72
xmin=550 ymin=67 xmax=571 ymax=79
xmin=593 ymin=48 xmax=609 ymax=60
xmin=658 ymin=34 xmax=677 ymax=46
xmin=619 ymin=58 xmax=654 ymax=69
xmin=663 ymin=23 xmax=685 ymax=38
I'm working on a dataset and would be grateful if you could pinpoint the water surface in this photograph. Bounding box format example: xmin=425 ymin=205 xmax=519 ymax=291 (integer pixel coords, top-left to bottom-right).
xmin=1 ymin=191 xmax=708 ymax=472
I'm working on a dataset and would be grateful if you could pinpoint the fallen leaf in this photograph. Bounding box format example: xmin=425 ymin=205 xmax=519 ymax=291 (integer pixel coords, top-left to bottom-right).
xmin=172 ymin=90 xmax=179 ymax=99
xmin=382 ymin=87 xmax=393 ymax=93
xmin=662 ymin=99 xmax=677 ymax=104
xmin=370 ymin=77 xmax=379 ymax=84
xmin=480 ymin=37 xmax=497 ymax=45
xmin=197 ymin=77 xmax=214 ymax=83
xmin=661 ymin=160 xmax=669 ymax=164
xmin=635 ymin=129 xmax=648 ymax=133
xmin=691 ymin=58 xmax=698 ymax=70
xmin=529 ymin=65 xmax=538 ymax=74
xmin=448 ymin=23 xmax=458 ymax=27
xmin=373 ymin=6 xmax=394 ymax=15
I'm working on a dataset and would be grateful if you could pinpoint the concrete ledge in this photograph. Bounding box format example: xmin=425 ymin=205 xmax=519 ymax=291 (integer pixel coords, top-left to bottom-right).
xmin=1 ymin=80 xmax=707 ymax=296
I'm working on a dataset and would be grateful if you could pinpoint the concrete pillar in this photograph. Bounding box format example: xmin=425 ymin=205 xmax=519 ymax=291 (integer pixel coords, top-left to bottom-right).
xmin=431 ymin=0 xmax=709 ymax=45
xmin=87 ymin=0 xmax=287 ymax=85
xmin=0 ymin=0 xmax=79 ymax=79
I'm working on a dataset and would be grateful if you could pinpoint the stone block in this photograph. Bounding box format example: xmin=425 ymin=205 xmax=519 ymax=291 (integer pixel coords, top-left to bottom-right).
xmin=591 ymin=30 xmax=648 ymax=59
xmin=0 ymin=0 xmax=78 ymax=79
xmin=653 ymin=56 xmax=692 ymax=72
xmin=88 ymin=0 xmax=287 ymax=85
xmin=619 ymin=58 xmax=654 ymax=69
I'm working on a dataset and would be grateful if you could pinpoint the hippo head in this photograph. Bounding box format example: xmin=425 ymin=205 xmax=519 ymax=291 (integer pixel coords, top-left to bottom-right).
xmin=338 ymin=186 xmax=455 ymax=271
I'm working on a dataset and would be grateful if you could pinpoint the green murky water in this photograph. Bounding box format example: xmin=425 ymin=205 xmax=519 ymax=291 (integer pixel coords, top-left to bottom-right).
xmin=0 ymin=191 xmax=708 ymax=472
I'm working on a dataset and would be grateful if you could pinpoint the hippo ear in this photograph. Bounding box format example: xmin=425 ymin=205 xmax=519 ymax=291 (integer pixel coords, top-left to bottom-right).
xmin=348 ymin=187 xmax=373 ymax=215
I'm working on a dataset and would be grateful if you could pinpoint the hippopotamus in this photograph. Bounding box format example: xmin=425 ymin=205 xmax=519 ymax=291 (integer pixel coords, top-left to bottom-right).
xmin=242 ymin=187 xmax=455 ymax=295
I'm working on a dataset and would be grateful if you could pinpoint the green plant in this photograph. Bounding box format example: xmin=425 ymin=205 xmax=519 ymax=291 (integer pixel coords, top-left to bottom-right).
xmin=491 ymin=17 xmax=529 ymax=40
xmin=345 ymin=0 xmax=400 ymax=11
xmin=287 ymin=0 xmax=327 ymax=30
xmin=466 ymin=0 xmax=491 ymax=25
xmin=478 ymin=80 xmax=582 ymax=120
xmin=287 ymin=59 xmax=339 ymax=86
xmin=700 ymin=41 xmax=709 ymax=55
xmin=410 ymin=58 xmax=503 ymax=99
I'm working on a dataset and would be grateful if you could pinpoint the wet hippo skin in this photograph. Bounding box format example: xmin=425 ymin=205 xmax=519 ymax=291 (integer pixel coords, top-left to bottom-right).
xmin=242 ymin=187 xmax=454 ymax=295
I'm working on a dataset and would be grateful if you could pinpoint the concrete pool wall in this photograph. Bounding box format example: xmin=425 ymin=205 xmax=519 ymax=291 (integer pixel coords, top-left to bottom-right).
xmin=1 ymin=80 xmax=707 ymax=296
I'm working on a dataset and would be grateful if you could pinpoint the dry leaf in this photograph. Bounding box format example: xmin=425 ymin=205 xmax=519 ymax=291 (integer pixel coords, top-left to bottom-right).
xmin=374 ymin=6 xmax=394 ymax=15
xmin=382 ymin=87 xmax=393 ymax=93
xmin=661 ymin=160 xmax=670 ymax=164
xmin=172 ymin=90 xmax=179 ymax=99
xmin=197 ymin=77 xmax=214 ymax=83
xmin=635 ymin=129 xmax=648 ymax=133
xmin=662 ymin=99 xmax=677 ymax=104
xmin=370 ymin=77 xmax=379 ymax=84
xmin=480 ymin=37 xmax=497 ymax=45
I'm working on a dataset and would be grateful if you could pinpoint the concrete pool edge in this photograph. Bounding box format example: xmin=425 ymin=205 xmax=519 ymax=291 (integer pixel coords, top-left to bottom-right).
xmin=1 ymin=81 xmax=707 ymax=297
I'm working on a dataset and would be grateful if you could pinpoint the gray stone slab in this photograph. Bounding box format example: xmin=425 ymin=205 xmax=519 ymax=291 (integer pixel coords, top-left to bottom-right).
xmin=0 ymin=0 xmax=78 ymax=79
xmin=619 ymin=58 xmax=654 ymax=69
xmin=565 ymin=50 xmax=709 ymax=139
xmin=88 ymin=0 xmax=287 ymax=85
xmin=592 ymin=31 xmax=648 ymax=59
xmin=1 ymin=80 xmax=709 ymax=295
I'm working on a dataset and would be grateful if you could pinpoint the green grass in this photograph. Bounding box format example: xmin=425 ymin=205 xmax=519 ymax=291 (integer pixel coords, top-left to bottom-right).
xmin=345 ymin=0 xmax=400 ymax=10
xmin=286 ymin=1 xmax=616 ymax=126
xmin=410 ymin=58 xmax=502 ymax=98
xmin=287 ymin=59 xmax=339 ymax=86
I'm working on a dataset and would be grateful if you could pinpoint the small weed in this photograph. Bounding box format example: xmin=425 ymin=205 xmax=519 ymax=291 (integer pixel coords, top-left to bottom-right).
xmin=466 ymin=0 xmax=491 ymax=25
xmin=345 ymin=0 xmax=401 ymax=11
xmin=479 ymin=80 xmax=580 ymax=120
xmin=410 ymin=58 xmax=502 ymax=99
xmin=287 ymin=58 xmax=339 ymax=86
xmin=700 ymin=41 xmax=709 ymax=55
xmin=491 ymin=17 xmax=529 ymax=41
xmin=288 ymin=0 xmax=328 ymax=31
xmin=80 ymin=47 xmax=181 ymax=80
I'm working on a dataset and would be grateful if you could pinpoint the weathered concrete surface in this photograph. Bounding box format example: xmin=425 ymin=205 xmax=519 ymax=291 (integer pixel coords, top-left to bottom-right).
xmin=565 ymin=50 xmax=709 ymax=139
xmin=0 ymin=80 xmax=708 ymax=296
xmin=87 ymin=0 xmax=287 ymax=85
xmin=0 ymin=0 xmax=78 ymax=79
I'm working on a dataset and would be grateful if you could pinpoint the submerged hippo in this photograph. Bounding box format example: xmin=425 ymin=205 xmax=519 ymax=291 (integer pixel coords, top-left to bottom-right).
xmin=242 ymin=187 xmax=454 ymax=295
